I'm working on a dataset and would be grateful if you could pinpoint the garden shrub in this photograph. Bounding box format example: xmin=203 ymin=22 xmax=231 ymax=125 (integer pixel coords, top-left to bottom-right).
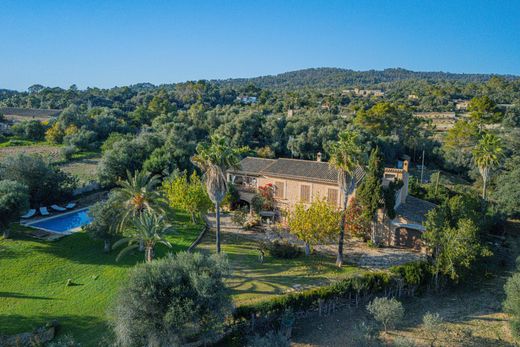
xmin=63 ymin=128 xmax=98 ymax=151
xmin=61 ymin=146 xmax=77 ymax=161
xmin=231 ymin=207 xmax=249 ymax=226
xmin=262 ymin=240 xmax=301 ymax=259
xmin=251 ymin=194 xmax=265 ymax=214
xmin=503 ymin=272 xmax=520 ymax=337
xmin=390 ymin=261 xmax=431 ymax=290
xmin=0 ymin=153 xmax=77 ymax=206
xmin=348 ymin=321 xmax=380 ymax=347
xmin=11 ymin=120 xmax=46 ymax=141
xmin=223 ymin=183 xmax=240 ymax=210
xmin=243 ymin=213 xmax=261 ymax=229
xmin=232 ymin=263 xmax=432 ymax=333
xmin=234 ymin=271 xmax=398 ymax=321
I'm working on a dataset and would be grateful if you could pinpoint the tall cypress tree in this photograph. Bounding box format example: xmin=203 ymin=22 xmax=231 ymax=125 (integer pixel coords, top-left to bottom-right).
xmin=357 ymin=147 xmax=383 ymax=222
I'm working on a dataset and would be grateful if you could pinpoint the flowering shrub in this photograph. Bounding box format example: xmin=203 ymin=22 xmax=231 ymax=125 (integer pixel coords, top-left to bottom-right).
xmin=258 ymin=183 xmax=275 ymax=210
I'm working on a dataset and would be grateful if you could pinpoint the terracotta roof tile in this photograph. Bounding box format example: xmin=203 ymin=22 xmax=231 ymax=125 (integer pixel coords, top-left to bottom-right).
xmin=395 ymin=196 xmax=437 ymax=225
xmin=230 ymin=157 xmax=365 ymax=185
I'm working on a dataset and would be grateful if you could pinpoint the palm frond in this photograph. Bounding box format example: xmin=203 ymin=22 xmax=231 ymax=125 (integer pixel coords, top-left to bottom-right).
xmin=112 ymin=237 xmax=132 ymax=250
xmin=115 ymin=244 xmax=140 ymax=262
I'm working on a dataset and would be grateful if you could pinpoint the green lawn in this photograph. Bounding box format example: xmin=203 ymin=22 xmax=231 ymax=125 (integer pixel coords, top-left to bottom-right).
xmin=197 ymin=232 xmax=364 ymax=305
xmin=0 ymin=216 xmax=364 ymax=345
xmin=0 ymin=212 xmax=201 ymax=345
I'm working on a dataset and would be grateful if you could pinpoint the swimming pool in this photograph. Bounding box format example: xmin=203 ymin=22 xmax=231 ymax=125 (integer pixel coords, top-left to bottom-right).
xmin=26 ymin=208 xmax=92 ymax=233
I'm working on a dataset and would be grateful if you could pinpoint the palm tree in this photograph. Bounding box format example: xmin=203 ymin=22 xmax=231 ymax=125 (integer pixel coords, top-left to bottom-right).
xmin=473 ymin=133 xmax=504 ymax=199
xmin=112 ymin=211 xmax=173 ymax=262
xmin=113 ymin=170 xmax=167 ymax=229
xmin=328 ymin=130 xmax=365 ymax=267
xmin=191 ymin=135 xmax=245 ymax=253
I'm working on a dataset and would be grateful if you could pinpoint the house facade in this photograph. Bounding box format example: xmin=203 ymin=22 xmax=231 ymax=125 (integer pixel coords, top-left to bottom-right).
xmin=228 ymin=156 xmax=435 ymax=251
xmin=227 ymin=156 xmax=365 ymax=211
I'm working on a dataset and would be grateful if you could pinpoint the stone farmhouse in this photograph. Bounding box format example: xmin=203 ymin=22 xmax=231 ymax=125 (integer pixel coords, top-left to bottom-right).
xmin=228 ymin=156 xmax=435 ymax=250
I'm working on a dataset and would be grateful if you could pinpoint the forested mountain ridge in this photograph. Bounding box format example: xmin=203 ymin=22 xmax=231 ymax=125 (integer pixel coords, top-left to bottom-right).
xmin=213 ymin=67 xmax=519 ymax=90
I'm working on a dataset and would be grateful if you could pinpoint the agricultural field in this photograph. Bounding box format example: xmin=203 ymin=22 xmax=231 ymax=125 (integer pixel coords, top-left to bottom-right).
xmin=60 ymin=157 xmax=101 ymax=184
xmin=0 ymin=143 xmax=62 ymax=162
xmin=0 ymin=141 xmax=101 ymax=184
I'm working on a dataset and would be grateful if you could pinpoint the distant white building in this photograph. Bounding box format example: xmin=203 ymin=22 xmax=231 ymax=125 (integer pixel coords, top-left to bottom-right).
xmin=236 ymin=96 xmax=257 ymax=104
xmin=342 ymin=88 xmax=384 ymax=97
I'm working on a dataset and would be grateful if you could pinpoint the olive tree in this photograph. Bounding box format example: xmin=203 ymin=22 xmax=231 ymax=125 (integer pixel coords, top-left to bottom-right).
xmin=0 ymin=153 xmax=76 ymax=206
xmin=366 ymin=297 xmax=404 ymax=333
xmin=110 ymin=252 xmax=232 ymax=346
xmin=422 ymin=312 xmax=443 ymax=346
xmin=0 ymin=180 xmax=30 ymax=238
xmin=83 ymin=194 xmax=122 ymax=252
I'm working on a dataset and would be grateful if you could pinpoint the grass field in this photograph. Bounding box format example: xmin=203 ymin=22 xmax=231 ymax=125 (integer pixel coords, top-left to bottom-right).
xmin=0 ymin=213 xmax=365 ymax=345
xmin=0 ymin=212 xmax=201 ymax=345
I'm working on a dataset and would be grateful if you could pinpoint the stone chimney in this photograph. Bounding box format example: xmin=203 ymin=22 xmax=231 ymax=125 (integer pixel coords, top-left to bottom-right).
xmin=316 ymin=152 xmax=322 ymax=162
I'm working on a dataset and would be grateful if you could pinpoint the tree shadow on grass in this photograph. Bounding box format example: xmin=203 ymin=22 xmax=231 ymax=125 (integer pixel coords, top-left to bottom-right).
xmin=0 ymin=292 xmax=59 ymax=300
xmin=0 ymin=314 xmax=110 ymax=346
xmin=24 ymin=230 xmax=195 ymax=267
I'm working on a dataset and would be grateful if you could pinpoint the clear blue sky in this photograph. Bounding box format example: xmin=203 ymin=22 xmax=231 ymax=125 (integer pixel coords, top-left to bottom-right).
xmin=1 ymin=0 xmax=519 ymax=90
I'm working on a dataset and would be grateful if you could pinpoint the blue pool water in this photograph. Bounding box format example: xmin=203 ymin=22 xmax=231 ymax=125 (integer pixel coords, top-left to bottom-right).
xmin=29 ymin=208 xmax=92 ymax=233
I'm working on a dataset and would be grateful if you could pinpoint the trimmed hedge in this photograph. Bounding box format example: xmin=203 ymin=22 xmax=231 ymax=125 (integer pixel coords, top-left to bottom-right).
xmin=389 ymin=261 xmax=432 ymax=287
xmin=234 ymin=261 xmax=431 ymax=321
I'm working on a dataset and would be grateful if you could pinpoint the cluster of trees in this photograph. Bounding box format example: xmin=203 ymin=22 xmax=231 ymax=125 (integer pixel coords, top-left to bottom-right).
xmin=11 ymin=120 xmax=47 ymax=141
xmin=86 ymin=170 xmax=172 ymax=262
xmin=423 ymin=193 xmax=493 ymax=287
xmin=89 ymin=134 xmax=245 ymax=259
xmin=0 ymin=154 xmax=76 ymax=206
xmin=3 ymin=72 xmax=517 ymax=217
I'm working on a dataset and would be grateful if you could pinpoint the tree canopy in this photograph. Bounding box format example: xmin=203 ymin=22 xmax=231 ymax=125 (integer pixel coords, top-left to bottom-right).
xmin=110 ymin=252 xmax=231 ymax=346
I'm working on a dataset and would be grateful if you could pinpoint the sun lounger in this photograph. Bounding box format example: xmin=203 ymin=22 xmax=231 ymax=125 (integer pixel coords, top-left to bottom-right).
xmin=65 ymin=202 xmax=76 ymax=209
xmin=21 ymin=209 xmax=36 ymax=219
xmin=39 ymin=207 xmax=50 ymax=216
xmin=51 ymin=204 xmax=67 ymax=212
